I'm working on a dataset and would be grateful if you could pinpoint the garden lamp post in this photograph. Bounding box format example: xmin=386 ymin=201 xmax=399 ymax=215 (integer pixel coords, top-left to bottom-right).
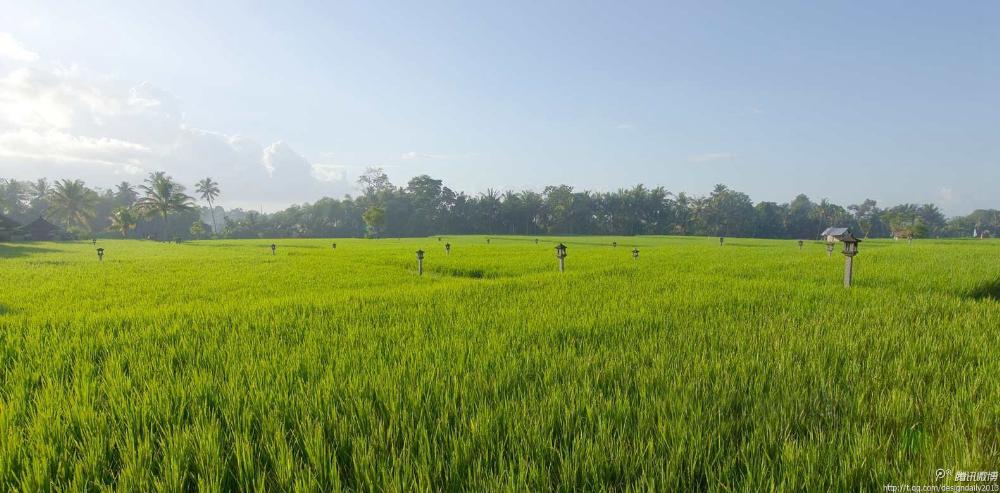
xmin=332 ymin=243 xmax=337 ymax=249
xmin=841 ymin=236 xmax=860 ymax=288
xmin=92 ymin=238 xmax=97 ymax=246
xmin=798 ymin=239 xmax=804 ymax=250
xmin=416 ymin=249 xmax=425 ymax=276
xmin=632 ymin=248 xmax=639 ymax=260
xmin=719 ymin=236 xmax=724 ymax=246
xmin=555 ymin=243 xmax=567 ymax=273
xmin=270 ymin=244 xmax=276 ymax=255
xmin=613 ymin=241 xmax=617 ymax=248
xmin=826 ymin=241 xmax=835 ymax=257
xmin=96 ymin=248 xmax=104 ymax=262
xmin=445 ymin=243 xmax=451 ymax=255
xmin=487 ymin=238 xmax=490 ymax=244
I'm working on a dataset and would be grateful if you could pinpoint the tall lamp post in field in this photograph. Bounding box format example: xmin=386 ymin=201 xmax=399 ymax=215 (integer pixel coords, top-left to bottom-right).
xmin=632 ymin=248 xmax=639 ymax=260
xmin=555 ymin=243 xmax=567 ymax=273
xmin=416 ymin=250 xmax=425 ymax=276
xmin=822 ymin=227 xmax=861 ymax=287
xmin=97 ymin=248 xmax=105 ymax=262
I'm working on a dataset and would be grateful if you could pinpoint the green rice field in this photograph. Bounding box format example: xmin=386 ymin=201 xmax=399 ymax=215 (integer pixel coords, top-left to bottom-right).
xmin=1 ymin=236 xmax=998 ymax=491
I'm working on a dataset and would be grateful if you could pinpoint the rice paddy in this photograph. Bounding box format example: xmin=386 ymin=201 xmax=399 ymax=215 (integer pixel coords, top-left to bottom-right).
xmin=1 ymin=236 xmax=998 ymax=491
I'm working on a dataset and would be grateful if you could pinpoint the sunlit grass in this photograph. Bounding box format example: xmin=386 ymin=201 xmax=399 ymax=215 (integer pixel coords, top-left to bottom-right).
xmin=1 ymin=236 xmax=998 ymax=490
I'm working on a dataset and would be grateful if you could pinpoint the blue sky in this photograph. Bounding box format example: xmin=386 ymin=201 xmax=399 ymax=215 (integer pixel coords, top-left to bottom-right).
xmin=0 ymin=1 xmax=997 ymax=214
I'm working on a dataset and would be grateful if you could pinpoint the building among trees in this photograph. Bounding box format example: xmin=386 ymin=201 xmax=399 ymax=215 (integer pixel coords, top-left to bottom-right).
xmin=21 ymin=217 xmax=65 ymax=241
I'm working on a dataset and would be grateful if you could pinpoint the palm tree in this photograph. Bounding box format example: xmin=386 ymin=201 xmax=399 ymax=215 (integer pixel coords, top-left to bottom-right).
xmin=115 ymin=182 xmax=138 ymax=206
xmin=195 ymin=178 xmax=221 ymax=236
xmin=47 ymin=179 xmax=98 ymax=232
xmin=30 ymin=178 xmax=49 ymax=202
xmin=136 ymin=172 xmax=195 ymax=240
xmin=108 ymin=207 xmax=138 ymax=238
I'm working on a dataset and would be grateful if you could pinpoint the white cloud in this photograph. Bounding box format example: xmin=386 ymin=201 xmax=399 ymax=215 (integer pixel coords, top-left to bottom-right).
xmin=0 ymin=129 xmax=150 ymax=167
xmin=0 ymin=33 xmax=38 ymax=62
xmin=0 ymin=37 xmax=353 ymax=208
xmin=311 ymin=164 xmax=351 ymax=183
xmin=688 ymin=152 xmax=736 ymax=163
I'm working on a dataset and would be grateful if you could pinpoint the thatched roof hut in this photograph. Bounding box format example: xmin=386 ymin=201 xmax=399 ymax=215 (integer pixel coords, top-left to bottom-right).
xmin=21 ymin=217 xmax=65 ymax=241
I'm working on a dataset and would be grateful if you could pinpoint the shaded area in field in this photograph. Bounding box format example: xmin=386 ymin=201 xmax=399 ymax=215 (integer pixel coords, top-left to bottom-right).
xmin=0 ymin=244 xmax=59 ymax=259
xmin=967 ymin=279 xmax=1000 ymax=302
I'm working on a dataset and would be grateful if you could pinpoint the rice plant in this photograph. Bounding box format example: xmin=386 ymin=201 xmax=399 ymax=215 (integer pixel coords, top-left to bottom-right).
xmin=0 ymin=236 xmax=997 ymax=491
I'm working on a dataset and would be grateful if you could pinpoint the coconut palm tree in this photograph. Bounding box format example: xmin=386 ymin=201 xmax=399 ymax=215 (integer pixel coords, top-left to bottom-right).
xmin=114 ymin=182 xmax=138 ymax=207
xmin=195 ymin=177 xmax=221 ymax=235
xmin=136 ymin=172 xmax=195 ymax=240
xmin=47 ymin=179 xmax=98 ymax=232
xmin=108 ymin=207 xmax=138 ymax=238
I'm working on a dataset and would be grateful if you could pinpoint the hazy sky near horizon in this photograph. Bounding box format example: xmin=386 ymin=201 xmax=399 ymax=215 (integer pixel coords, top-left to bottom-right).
xmin=0 ymin=1 xmax=997 ymax=214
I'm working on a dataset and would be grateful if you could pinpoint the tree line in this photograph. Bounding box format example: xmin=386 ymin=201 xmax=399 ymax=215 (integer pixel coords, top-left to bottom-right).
xmin=1 ymin=168 xmax=997 ymax=241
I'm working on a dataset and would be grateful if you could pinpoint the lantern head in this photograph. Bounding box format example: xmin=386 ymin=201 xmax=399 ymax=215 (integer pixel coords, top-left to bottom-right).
xmin=632 ymin=248 xmax=639 ymax=258
xmin=555 ymin=243 xmax=567 ymax=258
xmin=416 ymin=249 xmax=425 ymax=260
xmin=841 ymin=239 xmax=860 ymax=257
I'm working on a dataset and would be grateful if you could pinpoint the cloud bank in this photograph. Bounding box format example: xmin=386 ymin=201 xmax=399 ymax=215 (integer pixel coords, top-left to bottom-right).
xmin=0 ymin=33 xmax=353 ymax=209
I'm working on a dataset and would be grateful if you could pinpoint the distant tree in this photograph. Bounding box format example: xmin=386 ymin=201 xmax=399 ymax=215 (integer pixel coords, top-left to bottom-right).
xmin=136 ymin=172 xmax=195 ymax=240
xmin=357 ymin=167 xmax=393 ymax=200
xmin=542 ymin=185 xmax=574 ymax=234
xmin=405 ymin=175 xmax=445 ymax=234
xmin=916 ymin=204 xmax=946 ymax=237
xmin=108 ymin=207 xmax=138 ymax=238
xmin=883 ymin=204 xmax=921 ymax=238
xmin=114 ymin=182 xmax=138 ymax=207
xmin=673 ymin=192 xmax=693 ymax=235
xmin=362 ymin=206 xmax=385 ymax=238
xmin=785 ymin=194 xmax=817 ymax=239
xmin=0 ymin=178 xmax=30 ymax=220
xmin=699 ymin=184 xmax=755 ymax=237
xmin=190 ymin=220 xmax=206 ymax=238
xmin=753 ymin=202 xmax=786 ymax=238
xmin=47 ymin=179 xmax=99 ymax=232
xmin=195 ymin=178 xmax=221 ymax=235
xmin=848 ymin=199 xmax=880 ymax=238
xmin=479 ymin=188 xmax=502 ymax=234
